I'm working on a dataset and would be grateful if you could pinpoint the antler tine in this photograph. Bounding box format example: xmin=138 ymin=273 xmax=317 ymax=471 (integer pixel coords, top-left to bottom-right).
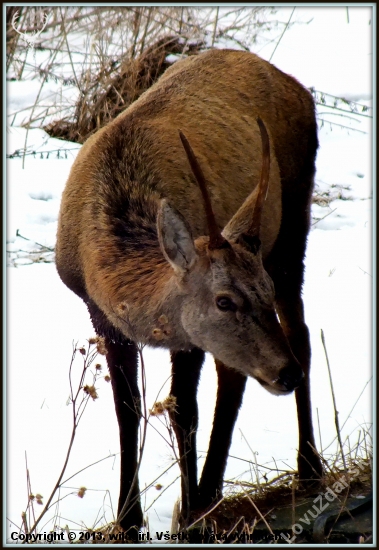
xmin=248 ymin=117 xmax=270 ymax=238
xmin=179 ymin=130 xmax=229 ymax=250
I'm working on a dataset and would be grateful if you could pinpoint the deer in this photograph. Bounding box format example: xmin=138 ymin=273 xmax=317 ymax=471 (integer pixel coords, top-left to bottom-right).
xmin=56 ymin=48 xmax=323 ymax=536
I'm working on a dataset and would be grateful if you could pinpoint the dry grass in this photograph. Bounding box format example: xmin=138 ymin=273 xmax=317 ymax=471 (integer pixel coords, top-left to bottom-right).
xmin=43 ymin=35 xmax=205 ymax=144
xmin=6 ymin=6 xmax=278 ymax=143
xmin=7 ymin=7 xmax=371 ymax=146
xmin=7 ymin=7 xmax=370 ymax=150
xmin=183 ymin=410 xmax=372 ymax=544
xmin=211 ymin=457 xmax=372 ymax=524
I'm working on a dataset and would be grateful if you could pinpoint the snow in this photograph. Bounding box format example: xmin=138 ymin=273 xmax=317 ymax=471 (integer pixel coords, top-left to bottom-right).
xmin=6 ymin=6 xmax=373 ymax=543
xmin=257 ymin=6 xmax=372 ymax=99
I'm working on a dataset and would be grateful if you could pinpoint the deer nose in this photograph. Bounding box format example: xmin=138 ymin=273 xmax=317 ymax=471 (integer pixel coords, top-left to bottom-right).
xmin=277 ymin=364 xmax=304 ymax=392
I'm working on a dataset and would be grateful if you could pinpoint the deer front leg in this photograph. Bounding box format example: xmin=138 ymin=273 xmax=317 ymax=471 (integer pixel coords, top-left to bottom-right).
xmin=275 ymin=293 xmax=323 ymax=482
xmin=198 ymin=360 xmax=247 ymax=508
xmin=105 ymin=338 xmax=143 ymax=535
xmin=169 ymin=348 xmax=204 ymax=525
xmin=87 ymin=301 xmax=143 ymax=537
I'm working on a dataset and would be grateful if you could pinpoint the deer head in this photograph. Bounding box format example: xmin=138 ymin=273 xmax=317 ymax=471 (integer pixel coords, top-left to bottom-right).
xmin=156 ymin=119 xmax=303 ymax=396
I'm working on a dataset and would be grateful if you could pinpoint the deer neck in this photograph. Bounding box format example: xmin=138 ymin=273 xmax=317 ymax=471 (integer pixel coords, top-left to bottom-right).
xmin=86 ymin=195 xmax=192 ymax=350
xmin=114 ymin=261 xmax=191 ymax=350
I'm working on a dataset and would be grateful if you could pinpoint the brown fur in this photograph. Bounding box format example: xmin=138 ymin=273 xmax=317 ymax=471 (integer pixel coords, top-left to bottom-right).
xmin=56 ymin=49 xmax=322 ymax=532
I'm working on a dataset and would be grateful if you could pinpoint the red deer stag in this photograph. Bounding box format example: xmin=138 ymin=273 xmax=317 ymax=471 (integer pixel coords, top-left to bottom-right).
xmin=56 ymin=48 xmax=323 ymax=535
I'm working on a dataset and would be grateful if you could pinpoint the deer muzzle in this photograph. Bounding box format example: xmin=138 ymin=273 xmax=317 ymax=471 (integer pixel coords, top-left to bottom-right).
xmin=256 ymin=360 xmax=304 ymax=395
xmin=275 ymin=363 xmax=304 ymax=393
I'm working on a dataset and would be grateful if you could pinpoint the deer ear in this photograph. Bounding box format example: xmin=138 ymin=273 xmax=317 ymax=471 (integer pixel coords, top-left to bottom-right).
xmin=237 ymin=234 xmax=261 ymax=255
xmin=157 ymin=200 xmax=197 ymax=273
xmin=222 ymin=117 xmax=270 ymax=246
xmin=222 ymin=185 xmax=261 ymax=242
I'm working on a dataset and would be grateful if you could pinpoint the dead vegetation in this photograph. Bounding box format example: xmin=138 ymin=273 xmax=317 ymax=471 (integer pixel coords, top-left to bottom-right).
xmin=181 ymin=450 xmax=372 ymax=544
xmin=6 ymin=6 xmax=278 ymax=143
xmin=7 ymin=7 xmax=371 ymax=146
xmin=44 ymin=36 xmax=205 ymax=143
xmin=210 ymin=458 xmax=371 ymax=525
xmin=88 ymin=452 xmax=372 ymax=544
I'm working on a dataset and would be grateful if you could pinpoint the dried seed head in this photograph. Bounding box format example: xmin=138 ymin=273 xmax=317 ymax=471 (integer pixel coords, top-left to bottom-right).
xmin=104 ymin=375 xmax=111 ymax=383
xmin=78 ymin=486 xmax=87 ymax=498
xmin=155 ymin=484 xmax=163 ymax=491
xmin=163 ymin=395 xmax=177 ymax=413
xmin=95 ymin=364 xmax=102 ymax=371
xmin=29 ymin=494 xmax=35 ymax=501
xmin=150 ymin=395 xmax=177 ymax=416
xmin=88 ymin=337 xmax=97 ymax=345
xmin=35 ymin=494 xmax=43 ymax=505
xmin=84 ymin=385 xmax=98 ymax=400
xmin=96 ymin=337 xmax=107 ymax=356
xmin=150 ymin=401 xmax=165 ymax=416
xmin=78 ymin=347 xmax=86 ymax=355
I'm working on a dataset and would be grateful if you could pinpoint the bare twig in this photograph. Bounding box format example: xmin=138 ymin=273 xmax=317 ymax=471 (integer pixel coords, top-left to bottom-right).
xmin=318 ymin=118 xmax=368 ymax=134
xmin=60 ymin=453 xmax=117 ymax=486
xmin=15 ymin=230 xmax=54 ymax=251
xmin=316 ymin=407 xmax=323 ymax=453
xmin=312 ymin=208 xmax=337 ymax=226
xmin=269 ymin=7 xmax=295 ymax=62
xmin=27 ymin=342 xmax=101 ymax=534
xmin=211 ymin=7 xmax=219 ymax=46
xmin=239 ymin=485 xmax=275 ymax=537
xmin=239 ymin=429 xmax=262 ymax=493
xmin=187 ymin=496 xmax=226 ymax=529
xmin=321 ymin=329 xmax=347 ymax=471
xmin=322 ymin=377 xmax=372 ymax=453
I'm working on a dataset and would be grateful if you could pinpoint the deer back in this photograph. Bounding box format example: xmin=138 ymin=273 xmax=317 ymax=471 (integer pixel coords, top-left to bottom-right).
xmin=57 ymin=49 xmax=316 ymax=292
xmin=56 ymin=49 xmax=316 ymax=377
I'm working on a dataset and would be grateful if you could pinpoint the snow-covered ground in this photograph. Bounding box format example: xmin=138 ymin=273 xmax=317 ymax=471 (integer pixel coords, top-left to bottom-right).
xmin=6 ymin=6 xmax=373 ymax=542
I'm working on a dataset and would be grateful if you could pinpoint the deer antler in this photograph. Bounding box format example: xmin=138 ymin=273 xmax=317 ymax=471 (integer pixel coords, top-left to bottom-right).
xmin=179 ymin=130 xmax=229 ymax=250
xmin=247 ymin=117 xmax=270 ymax=238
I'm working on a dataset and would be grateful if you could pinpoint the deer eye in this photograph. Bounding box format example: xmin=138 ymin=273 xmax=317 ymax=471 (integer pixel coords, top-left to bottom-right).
xmin=216 ymin=296 xmax=237 ymax=312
